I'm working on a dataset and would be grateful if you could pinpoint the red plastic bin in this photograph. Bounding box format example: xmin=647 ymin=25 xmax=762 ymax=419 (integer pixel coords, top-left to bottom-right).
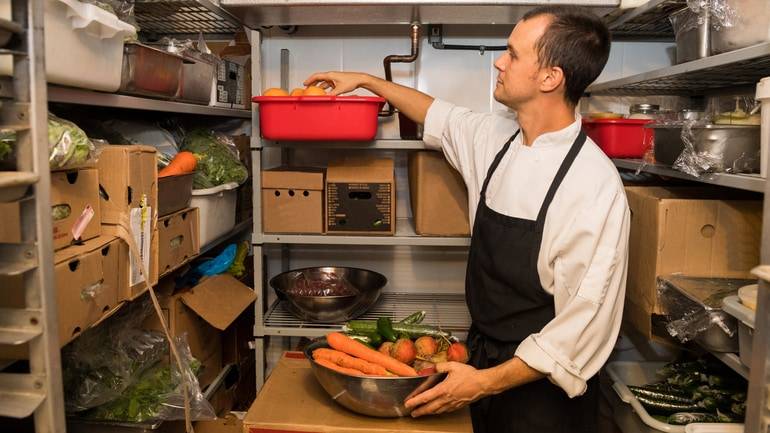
xmin=582 ymin=118 xmax=654 ymax=158
xmin=252 ymin=95 xmax=386 ymax=141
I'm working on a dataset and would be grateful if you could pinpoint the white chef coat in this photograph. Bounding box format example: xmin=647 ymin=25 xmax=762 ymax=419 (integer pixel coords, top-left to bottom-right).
xmin=423 ymin=98 xmax=630 ymax=398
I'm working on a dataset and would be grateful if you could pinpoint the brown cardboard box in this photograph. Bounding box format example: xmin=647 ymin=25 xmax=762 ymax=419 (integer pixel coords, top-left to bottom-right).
xmin=143 ymin=274 xmax=256 ymax=388
xmin=51 ymin=169 xmax=102 ymax=250
xmin=243 ymin=354 xmax=472 ymax=433
xmin=223 ymin=307 xmax=256 ymax=410
xmin=625 ymin=186 xmax=762 ymax=337
xmin=0 ymin=200 xmax=22 ymax=243
xmin=194 ymin=413 xmax=244 ymax=433
xmin=262 ymin=168 xmax=324 ymax=234
xmin=158 ymin=207 xmax=200 ymax=277
xmin=98 ymin=145 xmax=159 ymax=296
xmin=409 ymin=151 xmax=470 ymax=236
xmin=326 ymin=157 xmax=395 ymax=235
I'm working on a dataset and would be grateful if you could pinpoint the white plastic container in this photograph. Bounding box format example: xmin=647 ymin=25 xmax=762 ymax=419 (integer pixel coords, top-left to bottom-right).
xmin=685 ymin=423 xmax=744 ymax=433
xmin=605 ymin=361 xmax=740 ymax=433
xmin=722 ymin=295 xmax=756 ymax=369
xmin=0 ymin=0 xmax=136 ymax=91
xmin=757 ymin=77 xmax=770 ymax=178
xmin=191 ymin=182 xmax=238 ymax=248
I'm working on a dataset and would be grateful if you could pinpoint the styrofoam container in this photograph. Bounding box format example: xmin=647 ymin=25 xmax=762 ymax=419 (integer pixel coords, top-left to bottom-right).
xmin=722 ymin=295 xmax=756 ymax=369
xmin=0 ymin=0 xmax=136 ymax=91
xmin=605 ymin=361 xmax=739 ymax=433
xmin=191 ymin=182 xmax=238 ymax=248
xmin=757 ymin=77 xmax=770 ymax=178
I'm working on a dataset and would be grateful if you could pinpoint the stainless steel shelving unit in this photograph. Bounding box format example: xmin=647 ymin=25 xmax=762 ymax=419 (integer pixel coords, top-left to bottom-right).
xmin=0 ymin=1 xmax=65 ymax=432
xmin=48 ymin=86 xmax=251 ymax=118
xmin=135 ymin=0 xmax=243 ymax=37
xmin=613 ymin=159 xmax=765 ymax=193
xmin=604 ymin=0 xmax=685 ymax=40
xmin=587 ymin=41 xmax=770 ymax=95
xmin=263 ymin=292 xmax=471 ymax=338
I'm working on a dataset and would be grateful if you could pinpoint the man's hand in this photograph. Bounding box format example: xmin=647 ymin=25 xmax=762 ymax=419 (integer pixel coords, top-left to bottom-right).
xmin=404 ymin=362 xmax=489 ymax=417
xmin=304 ymin=71 xmax=371 ymax=96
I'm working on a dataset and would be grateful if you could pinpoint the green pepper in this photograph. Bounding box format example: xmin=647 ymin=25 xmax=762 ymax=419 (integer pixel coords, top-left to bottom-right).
xmin=377 ymin=317 xmax=397 ymax=342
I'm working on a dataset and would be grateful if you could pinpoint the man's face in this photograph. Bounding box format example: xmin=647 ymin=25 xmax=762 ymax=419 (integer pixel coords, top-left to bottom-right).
xmin=493 ymin=15 xmax=551 ymax=108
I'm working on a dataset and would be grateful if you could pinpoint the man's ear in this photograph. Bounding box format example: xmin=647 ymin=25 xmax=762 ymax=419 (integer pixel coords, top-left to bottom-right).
xmin=540 ymin=66 xmax=565 ymax=94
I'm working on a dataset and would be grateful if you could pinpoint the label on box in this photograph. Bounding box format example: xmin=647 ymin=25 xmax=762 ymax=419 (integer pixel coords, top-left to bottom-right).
xmin=70 ymin=205 xmax=95 ymax=241
xmin=129 ymin=201 xmax=152 ymax=286
xmin=327 ymin=183 xmax=392 ymax=232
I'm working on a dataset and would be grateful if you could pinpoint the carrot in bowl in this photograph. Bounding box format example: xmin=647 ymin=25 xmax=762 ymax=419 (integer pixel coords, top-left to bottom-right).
xmin=326 ymin=332 xmax=417 ymax=377
xmin=315 ymin=358 xmax=366 ymax=377
xmin=159 ymin=151 xmax=197 ymax=177
xmin=313 ymin=348 xmax=391 ymax=376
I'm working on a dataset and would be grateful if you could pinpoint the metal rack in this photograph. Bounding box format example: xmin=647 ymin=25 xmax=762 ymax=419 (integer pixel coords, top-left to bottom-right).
xmin=263 ymin=293 xmax=471 ymax=338
xmin=587 ymin=42 xmax=770 ymax=95
xmin=0 ymin=0 xmax=65 ymax=432
xmin=135 ymin=0 xmax=243 ymax=37
xmin=613 ymin=159 xmax=765 ymax=193
xmin=604 ymin=0 xmax=685 ymax=40
xmin=259 ymin=139 xmax=428 ymax=150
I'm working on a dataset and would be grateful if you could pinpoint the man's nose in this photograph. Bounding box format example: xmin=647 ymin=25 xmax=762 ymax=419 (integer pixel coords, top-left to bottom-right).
xmin=493 ymin=56 xmax=505 ymax=71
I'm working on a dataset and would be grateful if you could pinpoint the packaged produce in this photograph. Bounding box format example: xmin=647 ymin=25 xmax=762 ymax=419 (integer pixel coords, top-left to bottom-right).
xmin=48 ymin=114 xmax=96 ymax=170
xmin=181 ymin=129 xmax=248 ymax=189
xmin=0 ymin=129 xmax=15 ymax=170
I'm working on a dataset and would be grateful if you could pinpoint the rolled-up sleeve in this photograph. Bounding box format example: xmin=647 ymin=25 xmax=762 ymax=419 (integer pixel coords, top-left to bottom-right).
xmin=514 ymin=182 xmax=630 ymax=398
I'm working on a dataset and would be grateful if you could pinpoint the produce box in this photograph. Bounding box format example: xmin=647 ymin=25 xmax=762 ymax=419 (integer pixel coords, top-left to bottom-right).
xmin=408 ymin=151 xmax=470 ymax=236
xmin=0 ymin=200 xmax=22 ymax=243
xmin=625 ymin=186 xmax=762 ymax=338
xmin=158 ymin=207 xmax=200 ymax=277
xmin=143 ymin=274 xmax=256 ymax=388
xmin=262 ymin=167 xmax=324 ymax=234
xmin=326 ymin=157 xmax=395 ymax=235
xmin=98 ymin=145 xmax=158 ymax=294
xmin=51 ymin=168 xmax=101 ymax=250
xmin=243 ymin=353 xmax=472 ymax=433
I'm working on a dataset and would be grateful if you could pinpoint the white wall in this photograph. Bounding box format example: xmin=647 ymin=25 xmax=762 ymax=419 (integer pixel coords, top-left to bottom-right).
xmin=259 ymin=25 xmax=675 ymax=372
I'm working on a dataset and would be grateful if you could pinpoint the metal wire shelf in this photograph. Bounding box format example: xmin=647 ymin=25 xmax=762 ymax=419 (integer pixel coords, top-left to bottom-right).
xmin=262 ymin=292 xmax=471 ymax=337
xmin=587 ymin=42 xmax=770 ymax=95
xmin=134 ymin=0 xmax=242 ymax=36
xmin=606 ymin=0 xmax=686 ymax=39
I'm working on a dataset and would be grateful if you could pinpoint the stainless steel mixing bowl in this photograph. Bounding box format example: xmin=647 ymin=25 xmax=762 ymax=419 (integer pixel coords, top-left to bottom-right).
xmin=269 ymin=266 xmax=386 ymax=323
xmin=304 ymin=338 xmax=447 ymax=417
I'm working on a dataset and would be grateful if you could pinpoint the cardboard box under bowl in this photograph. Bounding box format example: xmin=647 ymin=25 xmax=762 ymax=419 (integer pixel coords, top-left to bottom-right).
xmin=408 ymin=151 xmax=470 ymax=236
xmin=158 ymin=207 xmax=200 ymax=277
xmin=326 ymin=157 xmax=395 ymax=235
xmin=243 ymin=353 xmax=472 ymax=433
xmin=262 ymin=167 xmax=324 ymax=234
xmin=51 ymin=168 xmax=101 ymax=250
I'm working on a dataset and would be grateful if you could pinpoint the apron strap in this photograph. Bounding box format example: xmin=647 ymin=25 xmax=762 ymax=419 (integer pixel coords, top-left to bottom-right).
xmin=480 ymin=130 xmax=520 ymax=198
xmin=535 ymin=130 xmax=587 ymax=227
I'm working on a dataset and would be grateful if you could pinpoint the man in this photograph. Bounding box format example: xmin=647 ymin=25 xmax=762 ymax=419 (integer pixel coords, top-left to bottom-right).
xmin=305 ymin=5 xmax=629 ymax=433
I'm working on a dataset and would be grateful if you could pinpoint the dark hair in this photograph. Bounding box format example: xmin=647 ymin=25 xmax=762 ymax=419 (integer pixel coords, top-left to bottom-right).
xmin=522 ymin=5 xmax=610 ymax=105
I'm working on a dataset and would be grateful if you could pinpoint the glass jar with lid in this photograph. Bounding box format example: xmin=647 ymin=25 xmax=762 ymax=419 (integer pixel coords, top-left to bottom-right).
xmin=629 ymin=103 xmax=660 ymax=119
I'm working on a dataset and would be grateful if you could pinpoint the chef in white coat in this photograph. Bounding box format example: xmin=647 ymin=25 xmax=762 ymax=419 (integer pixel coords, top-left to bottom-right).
xmin=306 ymin=5 xmax=629 ymax=432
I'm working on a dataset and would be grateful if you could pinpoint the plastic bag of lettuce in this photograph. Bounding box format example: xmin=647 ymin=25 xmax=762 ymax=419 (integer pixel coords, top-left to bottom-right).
xmin=180 ymin=129 xmax=248 ymax=189
xmin=48 ymin=114 xmax=96 ymax=170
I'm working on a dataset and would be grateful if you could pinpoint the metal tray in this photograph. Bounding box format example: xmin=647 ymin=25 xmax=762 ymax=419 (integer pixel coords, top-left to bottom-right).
xmin=179 ymin=52 xmax=216 ymax=104
xmin=119 ymin=43 xmax=183 ymax=99
xmin=158 ymin=172 xmax=193 ymax=217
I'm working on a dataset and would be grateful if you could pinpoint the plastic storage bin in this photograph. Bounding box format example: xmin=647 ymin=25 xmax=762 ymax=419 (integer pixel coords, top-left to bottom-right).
xmin=0 ymin=0 xmax=136 ymax=91
xmin=190 ymin=182 xmax=238 ymax=248
xmin=723 ymin=294 xmax=756 ymax=369
xmin=757 ymin=77 xmax=770 ymax=178
xmin=253 ymin=95 xmax=386 ymax=141
xmin=583 ymin=119 xmax=654 ymax=158
xmin=605 ymin=361 xmax=738 ymax=433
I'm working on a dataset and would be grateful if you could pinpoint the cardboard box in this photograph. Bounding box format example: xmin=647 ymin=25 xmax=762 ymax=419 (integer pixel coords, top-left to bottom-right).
xmin=98 ymin=145 xmax=159 ymax=296
xmin=262 ymin=168 xmax=324 ymax=234
xmin=408 ymin=151 xmax=470 ymax=236
xmin=0 ymin=200 xmax=22 ymax=243
xmin=326 ymin=157 xmax=395 ymax=235
xmin=143 ymin=274 xmax=256 ymax=387
xmin=243 ymin=354 xmax=472 ymax=433
xmin=194 ymin=412 xmax=244 ymax=433
xmin=51 ymin=168 xmax=101 ymax=250
xmin=158 ymin=207 xmax=200 ymax=277
xmin=625 ymin=186 xmax=762 ymax=337
xmin=223 ymin=307 xmax=256 ymax=410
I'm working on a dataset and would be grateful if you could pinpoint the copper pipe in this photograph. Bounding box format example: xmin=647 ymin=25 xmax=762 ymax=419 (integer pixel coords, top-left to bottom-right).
xmin=382 ymin=23 xmax=421 ymax=117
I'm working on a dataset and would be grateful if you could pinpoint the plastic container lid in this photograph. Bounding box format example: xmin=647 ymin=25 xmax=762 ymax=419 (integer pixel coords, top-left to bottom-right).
xmin=757 ymin=76 xmax=770 ymax=100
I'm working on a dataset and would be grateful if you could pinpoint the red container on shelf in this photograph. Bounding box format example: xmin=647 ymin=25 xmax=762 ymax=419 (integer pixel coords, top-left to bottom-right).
xmin=582 ymin=118 xmax=654 ymax=158
xmin=252 ymin=95 xmax=386 ymax=141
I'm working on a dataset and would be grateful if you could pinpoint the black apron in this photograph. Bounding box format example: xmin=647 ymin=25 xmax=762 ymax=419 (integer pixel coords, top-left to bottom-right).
xmin=465 ymin=129 xmax=599 ymax=433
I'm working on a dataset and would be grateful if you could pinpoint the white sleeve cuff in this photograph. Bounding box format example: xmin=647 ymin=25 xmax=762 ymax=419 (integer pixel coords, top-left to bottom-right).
xmin=422 ymin=98 xmax=455 ymax=150
xmin=515 ymin=335 xmax=588 ymax=398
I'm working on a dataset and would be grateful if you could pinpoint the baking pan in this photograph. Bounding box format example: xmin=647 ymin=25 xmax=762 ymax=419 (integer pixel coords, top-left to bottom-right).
xmin=119 ymin=43 xmax=183 ymax=99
